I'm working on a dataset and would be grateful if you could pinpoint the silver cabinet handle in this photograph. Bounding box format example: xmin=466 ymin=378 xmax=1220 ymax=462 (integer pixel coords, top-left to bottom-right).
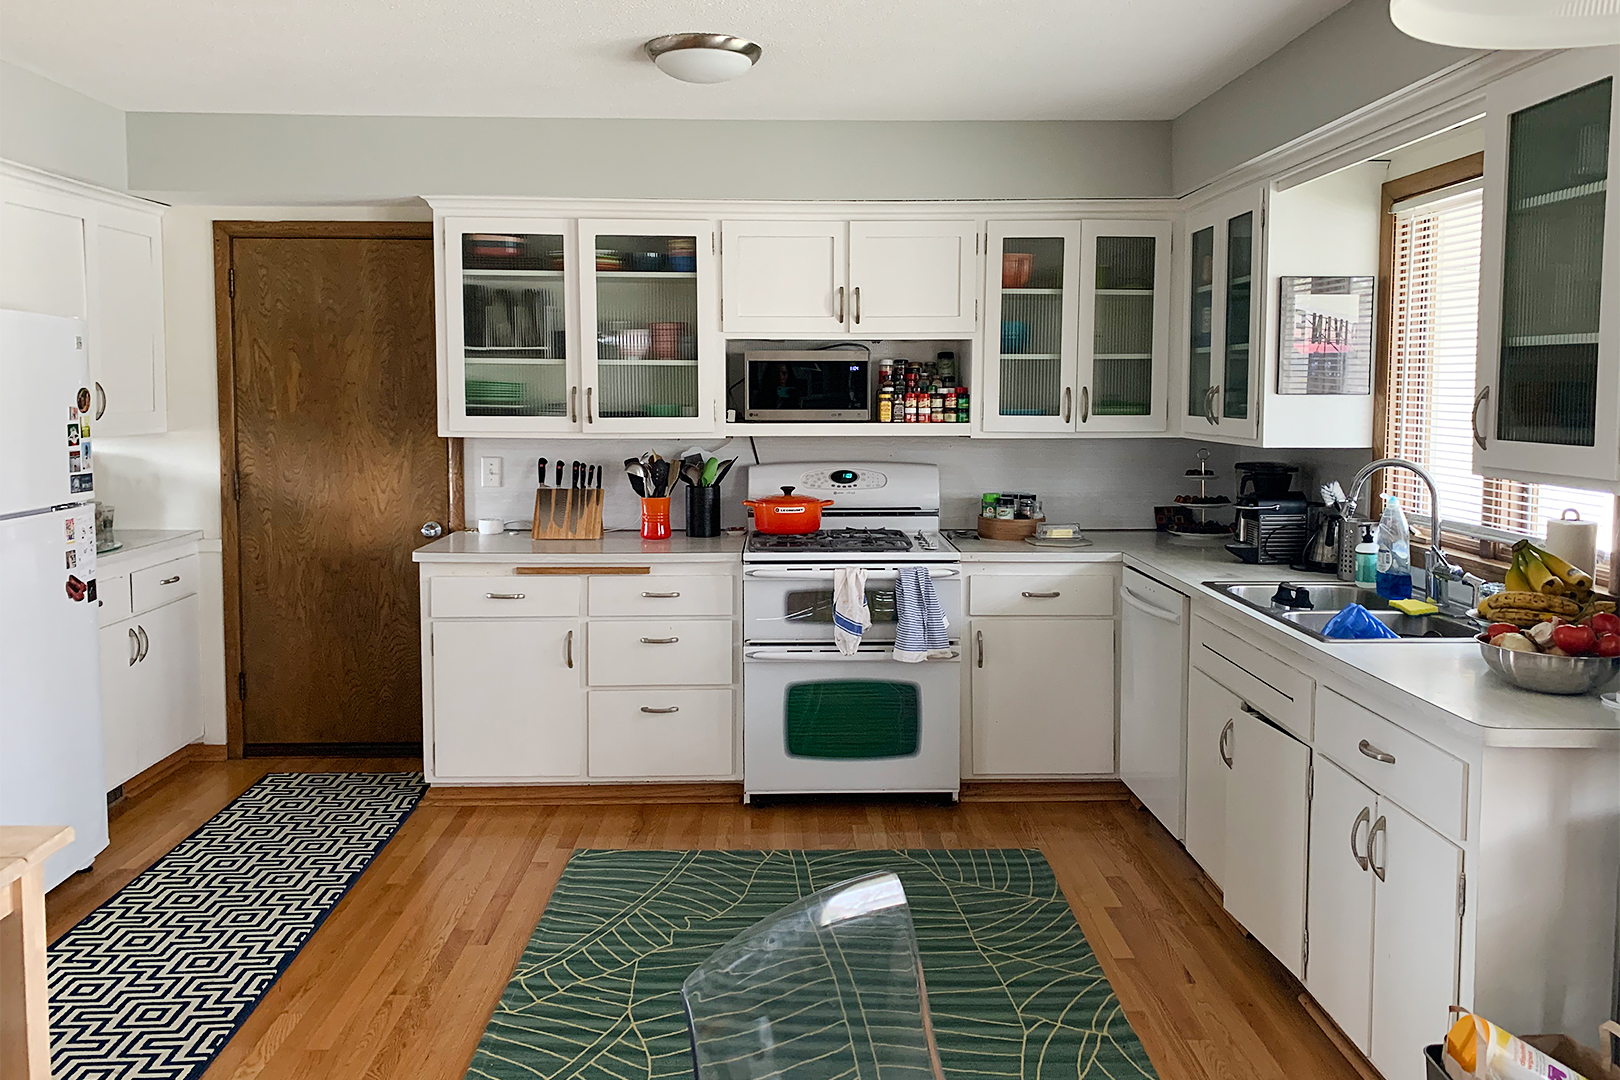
xmin=1062 ymin=387 xmax=1072 ymax=423
xmin=585 ymin=386 xmax=594 ymax=424
xmin=1350 ymin=806 xmax=1371 ymax=871
xmin=640 ymin=636 xmax=680 ymax=644
xmin=135 ymin=624 xmax=149 ymax=663
xmin=128 ymin=627 xmax=139 ymax=666
xmin=1205 ymin=384 xmax=1219 ymax=425
xmin=852 ymin=285 xmax=861 ymax=324
xmin=641 ymin=591 xmax=681 ymax=598
xmin=1021 ymin=590 xmax=1061 ymax=598
xmin=975 ymin=629 xmax=984 ymax=668
xmin=1219 ymin=717 xmax=1234 ymax=768
xmin=1368 ymin=815 xmax=1387 ymax=881
xmin=836 ymin=285 xmax=846 ymax=322
xmin=160 ymin=575 xmax=181 ymax=586
xmin=570 ymin=385 xmax=578 ymax=424
xmin=640 ymin=706 xmax=680 ymax=714
xmin=485 ymin=592 xmax=526 ymax=600
xmin=565 ymin=629 xmax=574 ymax=668
xmin=1471 ymin=386 xmax=1490 ymax=450
xmin=421 ymin=520 xmax=444 ymax=539
xmin=1358 ymin=739 xmax=1396 ymax=764
xmin=1080 ymin=385 xmax=1090 ymax=423
xmin=94 ymin=381 xmax=106 ymax=420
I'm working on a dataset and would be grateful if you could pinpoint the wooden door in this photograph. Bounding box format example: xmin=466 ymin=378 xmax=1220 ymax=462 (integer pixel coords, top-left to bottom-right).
xmin=431 ymin=619 xmax=584 ymax=779
xmin=847 ymin=220 xmax=979 ymax=334
xmin=1306 ymin=757 xmax=1377 ymax=1051
xmin=970 ymin=617 xmax=1113 ymax=776
xmin=224 ymin=226 xmax=444 ymax=752
xmin=1184 ymin=667 xmax=1236 ymax=886
xmin=720 ymin=220 xmax=849 ymax=334
xmin=1222 ymin=707 xmax=1311 ymax=977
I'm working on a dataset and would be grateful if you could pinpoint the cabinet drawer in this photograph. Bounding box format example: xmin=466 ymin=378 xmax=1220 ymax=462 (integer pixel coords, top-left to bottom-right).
xmin=588 ymin=689 xmax=733 ymax=778
xmin=589 ymin=574 xmax=733 ymax=617
xmin=430 ymin=575 xmax=580 ymax=618
xmin=587 ymin=620 xmax=733 ymax=686
xmin=1316 ymin=688 xmax=1467 ymax=842
xmin=131 ymin=554 xmax=199 ymax=614
xmin=1191 ymin=616 xmax=1313 ymax=740
xmin=98 ymin=572 xmax=131 ymax=627
xmin=969 ymin=571 xmax=1115 ymax=617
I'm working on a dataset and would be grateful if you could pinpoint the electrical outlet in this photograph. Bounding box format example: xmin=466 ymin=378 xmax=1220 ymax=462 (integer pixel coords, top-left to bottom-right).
xmin=479 ymin=457 xmax=503 ymax=487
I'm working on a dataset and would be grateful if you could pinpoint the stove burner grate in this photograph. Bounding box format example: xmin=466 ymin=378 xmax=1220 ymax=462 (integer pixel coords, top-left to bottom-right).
xmin=747 ymin=527 xmax=915 ymax=553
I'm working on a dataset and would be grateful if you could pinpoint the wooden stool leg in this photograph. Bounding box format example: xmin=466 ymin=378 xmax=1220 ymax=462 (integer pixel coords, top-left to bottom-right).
xmin=0 ymin=867 xmax=51 ymax=1079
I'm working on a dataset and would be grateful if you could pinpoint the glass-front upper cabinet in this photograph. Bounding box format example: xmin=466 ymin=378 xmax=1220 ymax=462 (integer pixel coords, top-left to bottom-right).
xmin=1182 ymin=188 xmax=1263 ymax=442
xmin=442 ymin=218 xmax=579 ymax=432
xmin=577 ymin=219 xmax=717 ymax=434
xmin=1077 ymin=220 xmax=1171 ymax=431
xmin=1476 ymin=49 xmax=1620 ymax=488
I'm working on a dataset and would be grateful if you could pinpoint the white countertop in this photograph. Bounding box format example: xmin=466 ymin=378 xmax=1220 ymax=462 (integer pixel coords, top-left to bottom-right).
xmin=413 ymin=530 xmax=745 ymax=564
xmin=98 ymin=529 xmax=203 ymax=565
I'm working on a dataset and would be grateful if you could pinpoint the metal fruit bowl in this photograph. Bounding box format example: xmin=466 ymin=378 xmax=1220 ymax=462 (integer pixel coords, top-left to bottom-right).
xmin=1477 ymin=634 xmax=1620 ymax=695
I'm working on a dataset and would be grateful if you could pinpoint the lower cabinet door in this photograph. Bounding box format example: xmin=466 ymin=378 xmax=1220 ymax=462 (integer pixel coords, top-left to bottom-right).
xmin=970 ymin=617 xmax=1114 ymax=776
xmin=1369 ymin=798 xmax=1463 ymax=1080
xmin=98 ymin=620 xmax=144 ymax=790
xmin=431 ymin=619 xmax=584 ymax=779
xmin=142 ymin=595 xmax=202 ymax=766
xmin=1306 ymin=757 xmax=1377 ymax=1052
xmin=1223 ymin=707 xmax=1311 ymax=977
xmin=588 ymin=688 xmax=733 ymax=778
xmin=1184 ymin=667 xmax=1237 ymax=887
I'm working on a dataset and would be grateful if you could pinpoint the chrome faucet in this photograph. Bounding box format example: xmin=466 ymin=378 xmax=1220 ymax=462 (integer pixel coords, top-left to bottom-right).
xmin=1343 ymin=458 xmax=1483 ymax=614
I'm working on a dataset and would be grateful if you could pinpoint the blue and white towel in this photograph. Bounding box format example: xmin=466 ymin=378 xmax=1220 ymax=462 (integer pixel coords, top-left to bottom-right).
xmin=892 ymin=566 xmax=951 ymax=662
xmin=833 ymin=566 xmax=871 ymax=655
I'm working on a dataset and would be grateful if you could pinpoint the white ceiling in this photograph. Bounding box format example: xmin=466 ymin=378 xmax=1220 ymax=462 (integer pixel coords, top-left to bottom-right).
xmin=1 ymin=0 xmax=1351 ymax=121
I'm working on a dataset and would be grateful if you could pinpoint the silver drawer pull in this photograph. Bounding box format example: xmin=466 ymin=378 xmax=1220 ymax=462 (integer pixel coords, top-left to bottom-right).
xmin=1022 ymin=590 xmax=1061 ymax=598
xmin=1358 ymin=739 xmax=1396 ymax=764
xmin=641 ymin=591 xmax=681 ymax=598
xmin=640 ymin=706 xmax=680 ymax=714
xmin=640 ymin=636 xmax=680 ymax=644
xmin=159 ymin=575 xmax=181 ymax=586
xmin=486 ymin=592 xmax=527 ymax=600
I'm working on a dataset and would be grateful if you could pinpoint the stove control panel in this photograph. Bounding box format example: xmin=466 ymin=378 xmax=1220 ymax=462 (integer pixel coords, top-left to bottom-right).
xmin=801 ymin=467 xmax=887 ymax=490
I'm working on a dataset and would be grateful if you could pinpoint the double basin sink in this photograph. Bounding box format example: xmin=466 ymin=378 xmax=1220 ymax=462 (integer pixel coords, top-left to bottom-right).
xmin=1206 ymin=581 xmax=1484 ymax=643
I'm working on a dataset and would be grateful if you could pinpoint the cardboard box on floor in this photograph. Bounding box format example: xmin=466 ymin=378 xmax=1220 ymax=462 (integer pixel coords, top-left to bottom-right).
xmin=1426 ymin=1023 xmax=1620 ymax=1080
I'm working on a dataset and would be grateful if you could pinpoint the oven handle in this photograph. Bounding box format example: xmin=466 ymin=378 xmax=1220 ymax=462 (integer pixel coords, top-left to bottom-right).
xmin=745 ymin=567 xmax=960 ymax=580
xmin=745 ymin=648 xmax=960 ymax=662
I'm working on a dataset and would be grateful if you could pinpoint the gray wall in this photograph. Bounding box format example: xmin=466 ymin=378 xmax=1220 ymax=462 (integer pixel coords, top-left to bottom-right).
xmin=124 ymin=114 xmax=1172 ymax=204
xmin=1170 ymin=0 xmax=1475 ymax=195
xmin=0 ymin=60 xmax=128 ymax=190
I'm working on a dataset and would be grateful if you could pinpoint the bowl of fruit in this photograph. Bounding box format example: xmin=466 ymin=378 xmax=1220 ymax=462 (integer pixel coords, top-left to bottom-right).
xmin=1476 ymin=541 xmax=1620 ymax=694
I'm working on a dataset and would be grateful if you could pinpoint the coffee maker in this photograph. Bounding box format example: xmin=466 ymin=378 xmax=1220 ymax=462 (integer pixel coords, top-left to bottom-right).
xmin=1225 ymin=462 xmax=1310 ymax=564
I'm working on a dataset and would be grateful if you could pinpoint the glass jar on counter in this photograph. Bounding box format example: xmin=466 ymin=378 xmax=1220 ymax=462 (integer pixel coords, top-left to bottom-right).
xmin=995 ymin=495 xmax=1017 ymax=520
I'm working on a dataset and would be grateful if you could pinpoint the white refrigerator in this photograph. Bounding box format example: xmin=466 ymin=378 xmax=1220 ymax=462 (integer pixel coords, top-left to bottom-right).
xmin=0 ymin=309 xmax=110 ymax=890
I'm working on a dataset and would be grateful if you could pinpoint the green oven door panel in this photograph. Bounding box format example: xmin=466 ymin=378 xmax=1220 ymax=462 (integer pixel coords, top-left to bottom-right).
xmin=784 ymin=680 xmax=921 ymax=759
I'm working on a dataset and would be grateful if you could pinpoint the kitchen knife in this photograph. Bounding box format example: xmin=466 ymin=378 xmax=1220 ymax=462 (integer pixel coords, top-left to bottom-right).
xmin=556 ymin=460 xmax=564 ymax=487
xmin=538 ymin=457 xmax=548 ymax=487
xmin=572 ymin=461 xmax=580 ymax=489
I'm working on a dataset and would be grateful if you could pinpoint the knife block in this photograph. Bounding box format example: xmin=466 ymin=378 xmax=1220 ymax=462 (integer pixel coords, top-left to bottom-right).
xmin=531 ymin=488 xmax=604 ymax=540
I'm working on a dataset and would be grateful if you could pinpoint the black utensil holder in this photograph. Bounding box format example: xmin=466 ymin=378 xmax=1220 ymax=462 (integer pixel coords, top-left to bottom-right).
xmin=686 ymin=485 xmax=722 ymax=538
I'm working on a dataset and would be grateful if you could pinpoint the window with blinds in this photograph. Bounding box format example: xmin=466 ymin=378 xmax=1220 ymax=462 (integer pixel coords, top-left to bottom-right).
xmin=1383 ymin=181 xmax=1613 ymax=572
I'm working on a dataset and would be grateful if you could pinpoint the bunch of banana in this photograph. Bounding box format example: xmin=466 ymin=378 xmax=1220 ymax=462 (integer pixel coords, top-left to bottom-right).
xmin=1478 ymin=589 xmax=1582 ymax=627
xmin=1506 ymin=540 xmax=1595 ymax=602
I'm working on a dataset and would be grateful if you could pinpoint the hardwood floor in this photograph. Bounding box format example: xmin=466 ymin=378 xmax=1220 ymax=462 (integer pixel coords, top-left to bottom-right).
xmin=47 ymin=758 xmax=1362 ymax=1080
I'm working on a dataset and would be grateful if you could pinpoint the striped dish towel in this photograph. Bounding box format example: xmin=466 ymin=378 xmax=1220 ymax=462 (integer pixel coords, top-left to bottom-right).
xmin=832 ymin=566 xmax=871 ymax=655
xmin=892 ymin=567 xmax=950 ymax=663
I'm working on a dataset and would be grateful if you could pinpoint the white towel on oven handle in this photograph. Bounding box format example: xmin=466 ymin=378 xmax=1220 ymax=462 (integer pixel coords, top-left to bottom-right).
xmin=832 ymin=566 xmax=871 ymax=655
xmin=892 ymin=566 xmax=951 ymax=662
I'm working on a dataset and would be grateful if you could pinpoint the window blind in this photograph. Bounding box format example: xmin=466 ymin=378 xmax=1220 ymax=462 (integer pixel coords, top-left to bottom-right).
xmin=1383 ymin=182 xmax=1614 ymax=569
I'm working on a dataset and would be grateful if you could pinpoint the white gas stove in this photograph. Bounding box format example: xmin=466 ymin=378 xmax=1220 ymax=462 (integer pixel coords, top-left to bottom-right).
xmin=742 ymin=462 xmax=957 ymax=564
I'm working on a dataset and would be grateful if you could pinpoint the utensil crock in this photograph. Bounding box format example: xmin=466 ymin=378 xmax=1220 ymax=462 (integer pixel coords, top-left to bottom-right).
xmin=641 ymin=497 xmax=672 ymax=540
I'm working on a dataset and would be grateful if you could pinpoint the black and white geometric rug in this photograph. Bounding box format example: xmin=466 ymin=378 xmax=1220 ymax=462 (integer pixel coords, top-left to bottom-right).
xmin=48 ymin=771 xmax=426 ymax=1080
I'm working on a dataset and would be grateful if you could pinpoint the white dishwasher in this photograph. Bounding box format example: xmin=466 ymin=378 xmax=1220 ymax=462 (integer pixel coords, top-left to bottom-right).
xmin=1118 ymin=567 xmax=1190 ymax=839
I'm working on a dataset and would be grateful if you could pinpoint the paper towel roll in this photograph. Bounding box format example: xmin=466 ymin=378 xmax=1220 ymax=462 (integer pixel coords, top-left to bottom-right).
xmin=1544 ymin=508 xmax=1598 ymax=578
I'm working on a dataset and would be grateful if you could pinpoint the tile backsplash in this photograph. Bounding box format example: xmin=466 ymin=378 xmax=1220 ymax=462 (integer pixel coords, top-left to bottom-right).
xmin=464 ymin=436 xmax=1373 ymax=534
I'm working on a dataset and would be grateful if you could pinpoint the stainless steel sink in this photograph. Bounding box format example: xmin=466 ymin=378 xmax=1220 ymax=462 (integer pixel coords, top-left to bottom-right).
xmin=1205 ymin=581 xmax=1484 ymax=642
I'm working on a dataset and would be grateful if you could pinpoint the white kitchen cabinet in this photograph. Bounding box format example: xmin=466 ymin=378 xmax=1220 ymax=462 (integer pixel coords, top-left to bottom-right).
xmin=1183 ymin=667 xmax=1238 ymax=887
xmin=847 ymin=220 xmax=978 ymax=335
xmin=99 ymin=593 xmax=203 ymax=791
xmin=1181 ymin=187 xmax=1263 ymax=442
xmin=0 ymin=163 xmax=167 ymax=436
xmin=98 ymin=621 xmax=146 ymax=790
xmin=1474 ymin=47 xmax=1620 ymax=490
xmin=719 ymin=220 xmax=848 ymax=334
xmin=1077 ymin=220 xmax=1172 ymax=432
xmin=1305 ymin=757 xmax=1377 ymax=1050
xmin=430 ymin=619 xmax=585 ymax=779
xmin=1222 ymin=705 xmax=1311 ymax=977
xmin=969 ymin=616 xmax=1114 ymax=776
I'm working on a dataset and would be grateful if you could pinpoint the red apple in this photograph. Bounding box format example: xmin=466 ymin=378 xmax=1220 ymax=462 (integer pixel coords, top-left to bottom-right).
xmin=1552 ymin=623 xmax=1599 ymax=656
xmin=1596 ymin=633 xmax=1620 ymax=658
xmin=1486 ymin=623 xmax=1521 ymax=639
xmin=1591 ymin=612 xmax=1620 ymax=637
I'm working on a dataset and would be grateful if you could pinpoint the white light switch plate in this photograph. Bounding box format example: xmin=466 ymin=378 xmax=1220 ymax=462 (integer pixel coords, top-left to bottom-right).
xmin=479 ymin=456 xmax=503 ymax=487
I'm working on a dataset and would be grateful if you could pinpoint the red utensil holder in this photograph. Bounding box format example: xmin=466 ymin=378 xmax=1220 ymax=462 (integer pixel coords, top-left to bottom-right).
xmin=641 ymin=497 xmax=672 ymax=540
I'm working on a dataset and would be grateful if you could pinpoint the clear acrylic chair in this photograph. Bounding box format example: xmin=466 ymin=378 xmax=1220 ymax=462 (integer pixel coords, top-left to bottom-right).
xmin=680 ymin=871 xmax=946 ymax=1080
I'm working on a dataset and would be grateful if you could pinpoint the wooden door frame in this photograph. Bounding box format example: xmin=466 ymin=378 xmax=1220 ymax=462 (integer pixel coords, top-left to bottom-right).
xmin=213 ymin=220 xmax=461 ymax=757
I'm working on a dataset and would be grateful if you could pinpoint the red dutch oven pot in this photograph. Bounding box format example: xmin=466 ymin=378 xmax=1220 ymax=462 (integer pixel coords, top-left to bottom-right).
xmin=743 ymin=486 xmax=834 ymax=534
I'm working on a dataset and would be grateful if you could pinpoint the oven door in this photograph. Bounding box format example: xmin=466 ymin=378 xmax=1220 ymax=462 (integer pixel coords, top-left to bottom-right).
xmin=743 ymin=643 xmax=961 ymax=797
xmin=743 ymin=567 xmax=962 ymax=645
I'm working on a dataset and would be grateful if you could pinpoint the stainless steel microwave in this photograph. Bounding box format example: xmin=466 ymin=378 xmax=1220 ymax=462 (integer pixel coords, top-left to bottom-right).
xmin=744 ymin=351 xmax=872 ymax=422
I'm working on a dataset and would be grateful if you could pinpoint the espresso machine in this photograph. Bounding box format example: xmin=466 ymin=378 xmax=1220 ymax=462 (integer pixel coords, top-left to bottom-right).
xmin=1225 ymin=461 xmax=1310 ymax=565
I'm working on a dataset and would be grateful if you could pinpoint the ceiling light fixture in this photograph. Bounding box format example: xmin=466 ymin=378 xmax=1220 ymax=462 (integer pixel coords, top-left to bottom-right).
xmin=644 ymin=34 xmax=763 ymax=84
xmin=1390 ymin=0 xmax=1620 ymax=47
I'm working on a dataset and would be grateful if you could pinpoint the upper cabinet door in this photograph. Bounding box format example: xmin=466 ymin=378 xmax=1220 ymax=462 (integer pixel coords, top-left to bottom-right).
xmin=1475 ymin=48 xmax=1620 ymax=489
xmin=578 ymin=218 xmax=718 ymax=434
xmin=0 ymin=177 xmax=88 ymax=321
xmin=847 ymin=220 xmax=979 ymax=334
xmin=720 ymin=220 xmax=848 ymax=335
xmin=1077 ymin=220 xmax=1171 ymax=432
xmin=89 ymin=204 xmax=167 ymax=436
xmin=981 ymin=222 xmax=1081 ymax=433
xmin=442 ymin=217 xmax=579 ymax=434
xmin=1183 ymin=188 xmax=1264 ymax=443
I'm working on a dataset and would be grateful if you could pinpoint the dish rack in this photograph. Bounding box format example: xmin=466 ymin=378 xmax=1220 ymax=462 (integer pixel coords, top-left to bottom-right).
xmin=531 ymin=487 xmax=604 ymax=540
